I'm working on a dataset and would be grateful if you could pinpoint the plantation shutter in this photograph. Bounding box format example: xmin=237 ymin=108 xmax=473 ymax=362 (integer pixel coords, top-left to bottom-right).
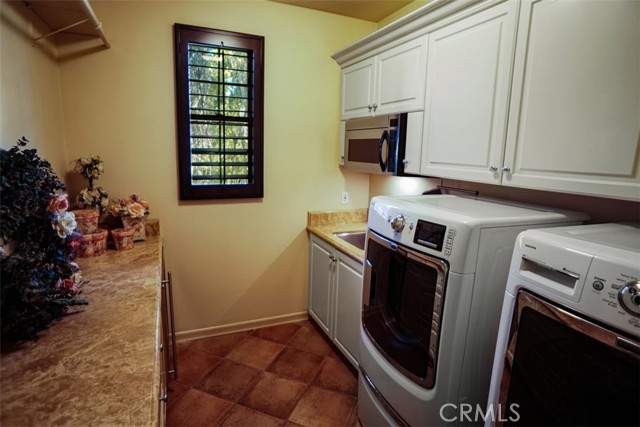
xmin=188 ymin=44 xmax=253 ymax=185
xmin=175 ymin=24 xmax=264 ymax=200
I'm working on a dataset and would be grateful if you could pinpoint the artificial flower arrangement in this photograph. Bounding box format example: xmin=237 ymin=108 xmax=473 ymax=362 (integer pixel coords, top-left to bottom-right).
xmin=1 ymin=138 xmax=87 ymax=343
xmin=73 ymin=155 xmax=109 ymax=214
xmin=109 ymin=194 xmax=150 ymax=219
xmin=109 ymin=194 xmax=150 ymax=241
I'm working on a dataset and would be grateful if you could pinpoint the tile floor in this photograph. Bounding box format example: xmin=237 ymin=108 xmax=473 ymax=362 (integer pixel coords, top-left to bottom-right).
xmin=167 ymin=320 xmax=360 ymax=427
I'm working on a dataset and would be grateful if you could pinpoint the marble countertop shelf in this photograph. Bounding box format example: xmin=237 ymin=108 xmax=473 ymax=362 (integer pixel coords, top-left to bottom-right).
xmin=0 ymin=232 xmax=163 ymax=426
xmin=306 ymin=209 xmax=368 ymax=263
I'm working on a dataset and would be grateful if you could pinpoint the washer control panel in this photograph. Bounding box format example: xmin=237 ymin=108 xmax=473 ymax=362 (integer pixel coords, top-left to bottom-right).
xmin=618 ymin=280 xmax=640 ymax=316
xmin=581 ymin=254 xmax=640 ymax=334
xmin=510 ymin=224 xmax=640 ymax=337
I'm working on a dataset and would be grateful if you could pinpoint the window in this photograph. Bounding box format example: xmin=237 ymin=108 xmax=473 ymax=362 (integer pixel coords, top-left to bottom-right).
xmin=174 ymin=24 xmax=264 ymax=200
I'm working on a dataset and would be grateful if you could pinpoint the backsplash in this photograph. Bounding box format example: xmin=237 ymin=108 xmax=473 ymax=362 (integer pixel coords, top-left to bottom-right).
xmin=307 ymin=209 xmax=368 ymax=227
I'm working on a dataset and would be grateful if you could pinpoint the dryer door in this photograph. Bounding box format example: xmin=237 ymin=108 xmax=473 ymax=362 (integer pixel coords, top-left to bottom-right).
xmin=362 ymin=230 xmax=448 ymax=388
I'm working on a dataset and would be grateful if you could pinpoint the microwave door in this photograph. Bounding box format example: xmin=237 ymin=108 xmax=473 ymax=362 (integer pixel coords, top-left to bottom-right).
xmin=345 ymin=128 xmax=390 ymax=174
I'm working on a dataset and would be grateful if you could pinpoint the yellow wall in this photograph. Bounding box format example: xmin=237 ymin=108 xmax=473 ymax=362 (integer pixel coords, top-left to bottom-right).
xmin=0 ymin=0 xmax=68 ymax=177
xmin=3 ymin=0 xmax=638 ymax=340
xmin=2 ymin=0 xmax=375 ymax=337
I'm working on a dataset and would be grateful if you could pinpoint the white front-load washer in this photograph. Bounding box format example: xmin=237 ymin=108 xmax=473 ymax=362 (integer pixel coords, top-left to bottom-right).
xmin=486 ymin=223 xmax=640 ymax=427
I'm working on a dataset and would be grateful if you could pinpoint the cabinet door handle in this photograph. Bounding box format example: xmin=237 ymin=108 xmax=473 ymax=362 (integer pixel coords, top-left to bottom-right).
xmin=402 ymin=159 xmax=409 ymax=165
xmin=489 ymin=165 xmax=498 ymax=172
xmin=501 ymin=166 xmax=511 ymax=173
xmin=167 ymin=272 xmax=178 ymax=379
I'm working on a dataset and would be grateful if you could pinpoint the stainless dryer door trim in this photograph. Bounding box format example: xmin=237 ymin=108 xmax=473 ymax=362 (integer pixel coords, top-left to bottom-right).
xmin=498 ymin=290 xmax=640 ymax=425
xmin=362 ymin=230 xmax=449 ymax=388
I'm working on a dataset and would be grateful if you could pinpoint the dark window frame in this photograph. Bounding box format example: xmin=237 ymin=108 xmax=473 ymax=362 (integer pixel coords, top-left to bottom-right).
xmin=174 ymin=23 xmax=264 ymax=200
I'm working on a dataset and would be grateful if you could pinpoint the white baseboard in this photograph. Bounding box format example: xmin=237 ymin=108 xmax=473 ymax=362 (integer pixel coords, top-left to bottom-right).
xmin=176 ymin=311 xmax=309 ymax=343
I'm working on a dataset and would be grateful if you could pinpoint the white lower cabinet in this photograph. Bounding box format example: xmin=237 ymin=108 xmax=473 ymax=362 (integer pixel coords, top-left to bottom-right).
xmin=308 ymin=237 xmax=333 ymax=335
xmin=308 ymin=234 xmax=363 ymax=368
xmin=333 ymin=250 xmax=363 ymax=367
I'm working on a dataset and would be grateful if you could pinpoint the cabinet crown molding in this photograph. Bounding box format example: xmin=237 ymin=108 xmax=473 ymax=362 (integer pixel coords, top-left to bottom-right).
xmin=332 ymin=0 xmax=489 ymax=66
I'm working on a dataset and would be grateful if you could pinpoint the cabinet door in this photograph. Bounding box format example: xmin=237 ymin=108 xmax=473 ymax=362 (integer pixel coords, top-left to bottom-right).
xmin=308 ymin=236 xmax=333 ymax=334
xmin=333 ymin=253 xmax=363 ymax=368
xmin=503 ymin=0 xmax=640 ymax=200
xmin=420 ymin=2 xmax=517 ymax=183
xmin=375 ymin=35 xmax=428 ymax=116
xmin=403 ymin=111 xmax=425 ymax=174
xmin=341 ymin=57 xmax=376 ymax=120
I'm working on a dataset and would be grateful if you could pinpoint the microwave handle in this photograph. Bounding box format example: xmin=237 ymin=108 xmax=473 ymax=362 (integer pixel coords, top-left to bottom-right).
xmin=378 ymin=130 xmax=389 ymax=172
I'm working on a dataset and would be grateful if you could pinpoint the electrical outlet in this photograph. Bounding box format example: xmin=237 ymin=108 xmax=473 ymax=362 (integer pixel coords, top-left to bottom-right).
xmin=341 ymin=191 xmax=349 ymax=204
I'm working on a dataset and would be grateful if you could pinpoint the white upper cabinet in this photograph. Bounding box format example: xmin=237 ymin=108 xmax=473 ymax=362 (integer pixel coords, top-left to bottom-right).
xmin=334 ymin=0 xmax=639 ymax=200
xmin=340 ymin=35 xmax=428 ymax=120
xmin=341 ymin=57 xmax=376 ymax=119
xmin=502 ymin=0 xmax=640 ymax=200
xmin=420 ymin=1 xmax=518 ymax=183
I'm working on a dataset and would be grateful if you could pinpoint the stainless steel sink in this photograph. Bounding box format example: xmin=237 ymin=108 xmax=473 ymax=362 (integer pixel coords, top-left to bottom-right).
xmin=333 ymin=231 xmax=366 ymax=251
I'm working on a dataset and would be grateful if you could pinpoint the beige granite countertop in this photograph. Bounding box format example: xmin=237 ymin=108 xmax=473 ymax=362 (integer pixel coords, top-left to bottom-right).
xmin=0 ymin=234 xmax=163 ymax=426
xmin=306 ymin=209 xmax=368 ymax=263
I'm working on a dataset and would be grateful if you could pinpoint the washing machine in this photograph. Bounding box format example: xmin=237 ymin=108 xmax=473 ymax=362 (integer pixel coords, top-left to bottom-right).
xmin=486 ymin=223 xmax=640 ymax=427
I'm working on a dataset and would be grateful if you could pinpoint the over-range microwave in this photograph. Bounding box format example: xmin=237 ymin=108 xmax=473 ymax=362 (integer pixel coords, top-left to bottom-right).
xmin=341 ymin=113 xmax=411 ymax=175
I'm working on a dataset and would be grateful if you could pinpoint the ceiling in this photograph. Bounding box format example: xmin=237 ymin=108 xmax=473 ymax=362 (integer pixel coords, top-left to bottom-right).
xmin=269 ymin=0 xmax=414 ymax=22
xmin=22 ymin=0 xmax=414 ymax=44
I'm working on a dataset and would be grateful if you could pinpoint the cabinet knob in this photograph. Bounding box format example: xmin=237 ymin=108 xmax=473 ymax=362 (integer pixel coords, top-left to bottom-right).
xmin=368 ymin=104 xmax=373 ymax=112
xmin=489 ymin=165 xmax=498 ymax=172
xmin=373 ymin=103 xmax=378 ymax=112
xmin=501 ymin=166 xmax=511 ymax=173
xmin=403 ymin=159 xmax=409 ymax=165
